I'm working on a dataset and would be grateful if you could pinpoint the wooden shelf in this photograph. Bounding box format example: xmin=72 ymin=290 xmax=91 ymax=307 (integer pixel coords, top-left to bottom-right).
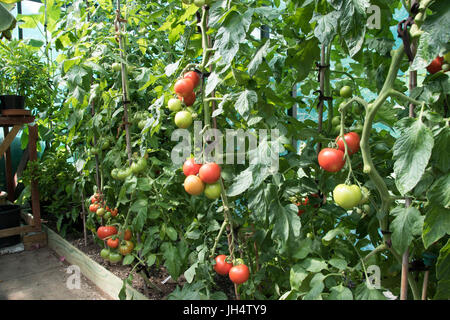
xmin=0 ymin=116 xmax=35 ymax=126
xmin=0 ymin=117 xmax=41 ymax=239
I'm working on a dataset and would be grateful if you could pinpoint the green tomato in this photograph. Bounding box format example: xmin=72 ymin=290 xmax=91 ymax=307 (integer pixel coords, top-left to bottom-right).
xmin=442 ymin=64 xmax=450 ymax=72
xmin=101 ymin=140 xmax=110 ymax=150
xmin=333 ymin=184 xmax=362 ymax=210
xmin=112 ymin=63 xmax=121 ymax=72
xmin=444 ymin=52 xmax=450 ymax=63
xmin=340 ymin=85 xmax=353 ymax=98
xmin=116 ymin=167 xmax=132 ymax=180
xmin=138 ymin=120 xmax=146 ymax=129
xmin=204 ymin=182 xmax=222 ymax=199
xmin=306 ymin=232 xmax=314 ymax=239
xmin=194 ymin=0 xmax=205 ymax=7
xmin=100 ymin=248 xmax=110 ymax=260
xmin=168 ymin=98 xmax=182 ymax=112
xmin=111 ymin=168 xmax=119 ymax=180
xmin=109 ymin=252 xmax=122 ymax=264
xmin=96 ymin=207 xmax=105 ymax=217
xmin=174 ymin=111 xmax=193 ymax=129
xmin=131 ymin=158 xmax=147 ymax=174
xmin=373 ymin=143 xmax=390 ymax=155
xmin=103 ymin=212 xmax=111 ymax=221
xmin=331 ymin=116 xmax=341 ymax=127
xmin=91 ymin=147 xmax=99 ymax=156
xmin=333 ymin=124 xmax=341 ymax=136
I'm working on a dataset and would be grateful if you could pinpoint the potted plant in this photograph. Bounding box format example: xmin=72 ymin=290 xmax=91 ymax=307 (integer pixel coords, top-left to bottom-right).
xmin=0 ymin=40 xmax=53 ymax=111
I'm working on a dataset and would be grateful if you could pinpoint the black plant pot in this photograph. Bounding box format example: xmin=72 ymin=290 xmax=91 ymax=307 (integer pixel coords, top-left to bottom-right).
xmin=0 ymin=95 xmax=25 ymax=110
xmin=0 ymin=204 xmax=21 ymax=249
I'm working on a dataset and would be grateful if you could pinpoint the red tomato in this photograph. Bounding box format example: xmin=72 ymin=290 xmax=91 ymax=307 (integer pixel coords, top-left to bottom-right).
xmin=229 ymin=264 xmax=250 ymax=284
xmin=184 ymin=71 xmax=200 ymax=88
xmin=336 ymin=132 xmax=360 ymax=155
xmin=184 ymin=175 xmax=205 ymax=196
xmin=179 ymin=91 xmax=196 ymax=106
xmin=97 ymin=226 xmax=118 ymax=240
xmin=119 ymin=229 xmax=132 ymax=241
xmin=111 ymin=208 xmax=118 ymax=217
xmin=297 ymin=197 xmax=309 ymax=216
xmin=318 ymin=148 xmax=345 ymax=172
xmin=426 ymin=56 xmax=444 ymax=74
xmin=107 ymin=238 xmax=119 ymax=249
xmin=199 ymin=163 xmax=221 ymax=184
xmin=183 ymin=158 xmax=202 ymax=176
xmin=174 ymin=78 xmax=194 ymax=97
xmin=89 ymin=203 xmax=99 ymax=213
xmin=213 ymin=255 xmax=233 ymax=275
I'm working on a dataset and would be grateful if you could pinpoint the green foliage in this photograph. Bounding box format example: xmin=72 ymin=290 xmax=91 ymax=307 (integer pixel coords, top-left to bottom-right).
xmin=11 ymin=0 xmax=450 ymax=300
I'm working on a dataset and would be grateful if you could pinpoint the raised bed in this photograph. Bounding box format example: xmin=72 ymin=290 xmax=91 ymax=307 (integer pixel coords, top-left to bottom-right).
xmin=43 ymin=225 xmax=148 ymax=300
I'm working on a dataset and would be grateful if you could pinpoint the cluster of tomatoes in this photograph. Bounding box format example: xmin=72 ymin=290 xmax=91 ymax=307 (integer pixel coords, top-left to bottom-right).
xmin=168 ymin=70 xmax=201 ymax=129
xmin=182 ymin=158 xmax=222 ymax=199
xmin=213 ymin=255 xmax=250 ymax=285
xmin=295 ymin=193 xmax=321 ymax=216
xmin=111 ymin=155 xmax=148 ymax=181
xmin=89 ymin=192 xmax=118 ymax=220
xmin=317 ymin=131 xmax=360 ymax=173
xmin=97 ymin=225 xmax=135 ymax=264
xmin=426 ymin=53 xmax=450 ymax=74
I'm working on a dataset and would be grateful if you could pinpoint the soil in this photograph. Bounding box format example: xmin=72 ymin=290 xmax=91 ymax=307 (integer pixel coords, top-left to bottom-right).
xmin=40 ymin=209 xmax=235 ymax=300
xmin=66 ymin=232 xmax=179 ymax=300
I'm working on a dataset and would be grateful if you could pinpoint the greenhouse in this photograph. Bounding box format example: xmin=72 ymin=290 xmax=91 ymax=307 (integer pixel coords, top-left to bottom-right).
xmin=0 ymin=0 xmax=449 ymax=304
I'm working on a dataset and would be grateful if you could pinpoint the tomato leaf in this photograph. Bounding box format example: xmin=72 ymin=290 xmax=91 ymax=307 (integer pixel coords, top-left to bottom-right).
xmin=427 ymin=173 xmax=450 ymax=208
xmin=435 ymin=239 xmax=450 ymax=299
xmin=226 ymin=167 xmax=253 ymax=197
xmin=212 ymin=10 xmax=252 ymax=68
xmin=431 ymin=127 xmax=450 ymax=173
xmin=303 ymin=273 xmax=325 ymax=300
xmin=355 ymin=282 xmax=386 ymax=300
xmin=290 ymin=264 xmax=308 ymax=290
xmin=422 ymin=205 xmax=450 ymax=249
xmin=122 ymin=254 xmax=135 ymax=265
xmin=390 ymin=206 xmax=424 ymax=255
xmin=327 ymin=284 xmax=353 ymax=300
xmin=269 ymin=202 xmax=301 ymax=247
xmin=247 ymin=39 xmax=271 ymax=76
xmin=310 ymin=10 xmax=340 ymax=46
xmin=393 ymin=119 xmax=434 ymax=195
xmin=234 ymin=89 xmax=257 ymax=120
xmin=301 ymin=258 xmax=328 ymax=273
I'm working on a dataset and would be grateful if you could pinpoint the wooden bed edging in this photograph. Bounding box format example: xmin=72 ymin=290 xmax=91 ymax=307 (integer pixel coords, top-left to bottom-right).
xmin=43 ymin=225 xmax=149 ymax=300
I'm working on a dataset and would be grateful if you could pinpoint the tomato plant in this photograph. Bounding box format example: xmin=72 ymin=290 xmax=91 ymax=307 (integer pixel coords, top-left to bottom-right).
xmin=15 ymin=0 xmax=449 ymax=301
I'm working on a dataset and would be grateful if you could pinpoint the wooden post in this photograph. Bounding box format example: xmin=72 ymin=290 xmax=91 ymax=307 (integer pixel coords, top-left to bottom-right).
xmin=28 ymin=124 xmax=41 ymax=231
xmin=421 ymin=270 xmax=429 ymax=300
xmin=3 ymin=126 xmax=15 ymax=202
